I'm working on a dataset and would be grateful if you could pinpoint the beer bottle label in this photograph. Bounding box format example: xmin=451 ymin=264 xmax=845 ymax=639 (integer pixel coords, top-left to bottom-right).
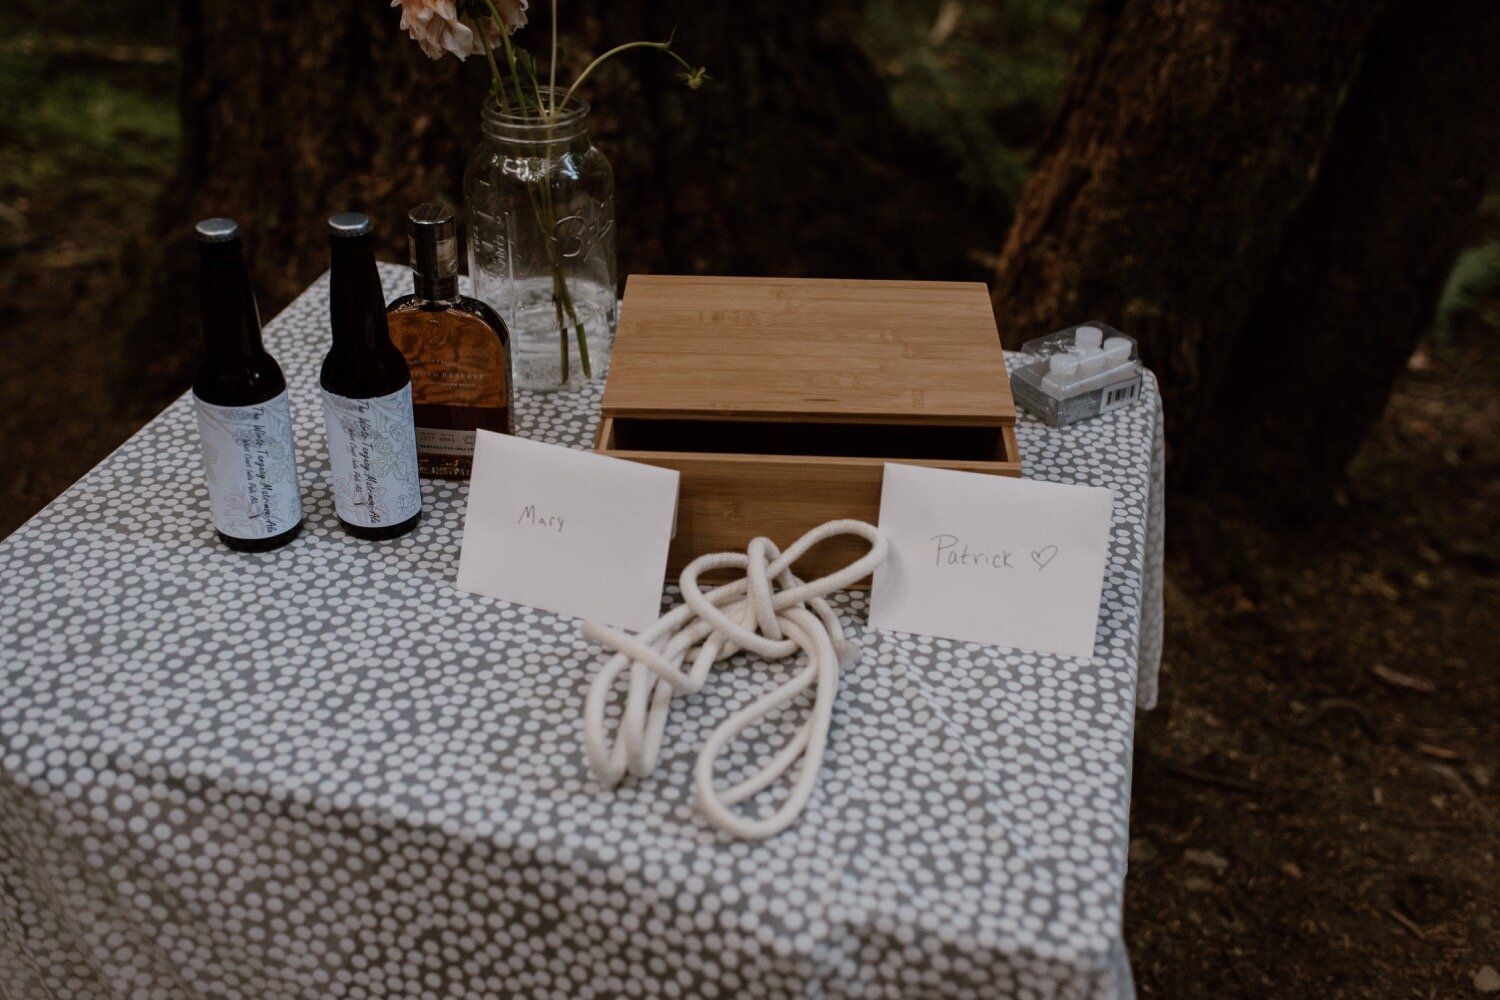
xmin=320 ymin=384 xmax=422 ymax=528
xmin=193 ymin=390 xmax=304 ymax=540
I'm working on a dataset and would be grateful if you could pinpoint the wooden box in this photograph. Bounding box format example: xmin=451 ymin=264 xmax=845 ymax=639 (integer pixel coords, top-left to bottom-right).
xmin=595 ymin=275 xmax=1022 ymax=580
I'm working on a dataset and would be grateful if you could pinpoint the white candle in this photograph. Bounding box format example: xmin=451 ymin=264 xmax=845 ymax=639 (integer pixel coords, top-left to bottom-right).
xmin=1077 ymin=345 xmax=1107 ymax=376
xmin=1102 ymin=337 xmax=1133 ymax=365
xmin=1042 ymin=352 xmax=1081 ymax=391
xmin=1074 ymin=325 xmax=1104 ymax=351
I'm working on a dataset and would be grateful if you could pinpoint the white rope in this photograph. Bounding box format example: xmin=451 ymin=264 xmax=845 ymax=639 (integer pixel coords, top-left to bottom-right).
xmin=581 ymin=519 xmax=889 ymax=840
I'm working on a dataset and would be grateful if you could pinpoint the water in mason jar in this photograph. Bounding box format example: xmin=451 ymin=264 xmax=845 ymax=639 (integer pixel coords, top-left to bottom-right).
xmin=489 ymin=275 xmax=615 ymax=389
xmin=468 ymin=220 xmax=617 ymax=391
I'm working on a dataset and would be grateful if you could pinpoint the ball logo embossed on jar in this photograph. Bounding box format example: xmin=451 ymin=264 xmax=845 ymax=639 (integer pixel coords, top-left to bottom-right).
xmin=553 ymin=206 xmax=615 ymax=262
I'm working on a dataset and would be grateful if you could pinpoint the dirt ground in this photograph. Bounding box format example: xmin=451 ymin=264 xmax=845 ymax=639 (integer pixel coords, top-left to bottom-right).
xmin=1126 ymin=337 xmax=1500 ymax=996
xmin=2 ymin=53 xmax=1497 ymax=1000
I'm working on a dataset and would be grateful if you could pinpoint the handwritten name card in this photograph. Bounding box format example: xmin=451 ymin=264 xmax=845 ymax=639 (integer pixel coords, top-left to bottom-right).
xmin=868 ymin=463 xmax=1113 ymax=659
xmin=456 ymin=431 xmax=679 ymax=629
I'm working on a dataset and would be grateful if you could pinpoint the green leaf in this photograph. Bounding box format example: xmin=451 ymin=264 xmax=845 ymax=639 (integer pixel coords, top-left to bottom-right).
xmin=514 ymin=47 xmax=545 ymax=106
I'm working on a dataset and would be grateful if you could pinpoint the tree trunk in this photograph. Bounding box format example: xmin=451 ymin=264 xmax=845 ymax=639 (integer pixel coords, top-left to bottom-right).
xmin=1196 ymin=0 xmax=1500 ymax=512
xmin=127 ymin=0 xmax=997 ymax=404
xmin=580 ymin=2 xmax=1002 ymax=284
xmin=123 ymin=0 xmax=486 ymax=406
xmin=990 ymin=0 xmax=1382 ymax=483
xmin=993 ymin=0 xmax=1500 ymax=515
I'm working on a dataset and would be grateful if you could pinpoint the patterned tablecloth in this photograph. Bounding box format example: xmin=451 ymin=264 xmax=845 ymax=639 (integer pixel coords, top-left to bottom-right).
xmin=0 ymin=265 xmax=1164 ymax=1000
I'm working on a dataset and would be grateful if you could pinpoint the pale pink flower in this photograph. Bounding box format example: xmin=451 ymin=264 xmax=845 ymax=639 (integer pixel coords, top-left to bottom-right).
xmin=484 ymin=0 xmax=529 ymax=37
xmin=392 ymin=0 xmax=527 ymax=61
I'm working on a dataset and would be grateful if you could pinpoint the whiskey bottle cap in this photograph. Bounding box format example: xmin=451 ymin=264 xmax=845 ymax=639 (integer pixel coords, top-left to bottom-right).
xmin=195 ymin=217 xmax=240 ymax=244
xmin=328 ymin=212 xmax=373 ymax=239
xmin=407 ymin=203 xmax=459 ymax=302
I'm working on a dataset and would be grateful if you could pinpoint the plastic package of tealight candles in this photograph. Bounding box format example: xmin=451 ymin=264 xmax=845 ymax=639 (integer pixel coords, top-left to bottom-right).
xmin=1009 ymin=321 xmax=1144 ymax=427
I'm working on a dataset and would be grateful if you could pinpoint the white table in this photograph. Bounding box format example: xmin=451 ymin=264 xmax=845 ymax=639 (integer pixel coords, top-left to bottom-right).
xmin=0 ymin=265 xmax=1163 ymax=999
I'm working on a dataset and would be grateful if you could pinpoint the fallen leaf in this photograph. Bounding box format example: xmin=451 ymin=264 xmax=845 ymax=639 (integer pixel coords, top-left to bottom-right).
xmin=1475 ymin=965 xmax=1500 ymax=994
xmin=1282 ymin=861 xmax=1303 ymax=879
xmin=1416 ymin=742 xmax=1460 ymax=761
xmin=1386 ymin=907 xmax=1426 ymax=940
xmin=1183 ymin=849 xmax=1229 ymax=873
xmin=928 ymin=0 xmax=963 ymax=45
xmin=1372 ymin=664 xmax=1435 ymax=693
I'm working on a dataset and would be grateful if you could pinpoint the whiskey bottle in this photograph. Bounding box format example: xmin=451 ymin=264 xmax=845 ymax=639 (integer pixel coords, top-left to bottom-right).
xmin=191 ymin=217 xmax=304 ymax=552
xmin=319 ymin=212 xmax=422 ymax=539
xmin=387 ymin=203 xmax=512 ymax=478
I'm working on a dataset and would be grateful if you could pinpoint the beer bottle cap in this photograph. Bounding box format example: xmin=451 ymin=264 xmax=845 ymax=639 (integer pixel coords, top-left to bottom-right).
xmin=195 ymin=218 xmax=240 ymax=244
xmin=328 ymin=212 xmax=373 ymax=238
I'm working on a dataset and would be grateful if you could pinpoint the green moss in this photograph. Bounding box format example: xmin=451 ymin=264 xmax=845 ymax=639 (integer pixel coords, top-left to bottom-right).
xmin=1431 ymin=240 xmax=1500 ymax=347
xmin=0 ymin=46 xmax=179 ymax=202
xmin=861 ymin=0 xmax=1083 ymax=214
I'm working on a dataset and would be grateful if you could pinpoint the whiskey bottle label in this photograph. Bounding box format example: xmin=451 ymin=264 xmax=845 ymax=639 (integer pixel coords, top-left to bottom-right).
xmin=387 ymin=307 xmax=510 ymax=477
xmin=320 ymin=384 xmax=422 ymax=528
xmin=193 ymin=390 xmax=304 ymax=540
xmin=415 ymin=427 xmax=479 ymax=457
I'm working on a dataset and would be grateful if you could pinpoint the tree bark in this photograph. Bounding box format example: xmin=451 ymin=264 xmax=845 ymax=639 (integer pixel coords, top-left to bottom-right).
xmin=993 ymin=0 xmax=1500 ymax=515
xmin=123 ymin=0 xmax=487 ymax=405
xmin=580 ymin=2 xmax=1002 ymax=284
xmin=178 ymin=1 xmax=490 ymax=286
xmin=1197 ymin=0 xmax=1500 ymax=512
xmin=128 ymin=0 xmax=997 ymax=403
xmin=990 ymin=0 xmax=1382 ymax=480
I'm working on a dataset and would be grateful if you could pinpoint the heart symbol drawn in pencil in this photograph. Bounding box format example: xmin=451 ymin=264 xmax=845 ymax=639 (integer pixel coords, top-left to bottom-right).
xmin=1031 ymin=545 xmax=1059 ymax=570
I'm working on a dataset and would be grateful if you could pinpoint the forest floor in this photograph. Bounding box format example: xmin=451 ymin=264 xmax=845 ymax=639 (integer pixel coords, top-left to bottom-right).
xmin=1126 ymin=330 xmax=1500 ymax=998
xmin=2 ymin=15 xmax=1498 ymax=1000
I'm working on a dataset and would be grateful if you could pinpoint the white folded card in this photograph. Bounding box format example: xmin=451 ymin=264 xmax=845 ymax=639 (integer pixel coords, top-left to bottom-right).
xmin=456 ymin=431 xmax=679 ymax=629
xmin=868 ymin=463 xmax=1113 ymax=659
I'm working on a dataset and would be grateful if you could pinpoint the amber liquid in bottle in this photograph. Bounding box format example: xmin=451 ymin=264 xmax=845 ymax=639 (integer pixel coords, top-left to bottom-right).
xmin=387 ymin=203 xmax=511 ymax=478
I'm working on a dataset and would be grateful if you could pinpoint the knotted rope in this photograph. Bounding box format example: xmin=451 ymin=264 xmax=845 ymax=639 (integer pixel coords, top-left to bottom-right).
xmin=581 ymin=519 xmax=888 ymax=840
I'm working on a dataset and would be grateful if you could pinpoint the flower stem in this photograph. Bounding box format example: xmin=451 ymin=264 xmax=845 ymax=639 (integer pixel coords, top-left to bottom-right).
xmin=549 ymin=0 xmax=558 ymax=116
xmin=501 ymin=106 xmax=591 ymax=383
xmin=476 ymin=18 xmax=508 ymax=110
xmin=562 ymin=284 xmax=592 ymax=378
xmin=558 ymin=39 xmax=697 ymax=113
xmin=481 ymin=0 xmax=599 ymax=383
xmin=536 ymin=173 xmax=593 ymax=379
xmin=493 ymin=15 xmax=530 ymax=114
xmin=552 ymin=272 xmax=569 ymax=383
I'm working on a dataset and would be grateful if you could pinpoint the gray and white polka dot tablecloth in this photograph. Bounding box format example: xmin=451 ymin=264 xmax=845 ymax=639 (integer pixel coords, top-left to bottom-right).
xmin=0 ymin=265 xmax=1164 ymax=1000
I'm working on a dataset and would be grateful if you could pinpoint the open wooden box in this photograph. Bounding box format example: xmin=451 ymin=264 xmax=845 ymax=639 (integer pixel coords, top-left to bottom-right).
xmin=595 ymin=275 xmax=1022 ymax=580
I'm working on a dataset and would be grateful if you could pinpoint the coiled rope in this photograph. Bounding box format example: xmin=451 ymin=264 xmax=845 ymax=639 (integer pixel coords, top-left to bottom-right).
xmin=581 ymin=519 xmax=889 ymax=840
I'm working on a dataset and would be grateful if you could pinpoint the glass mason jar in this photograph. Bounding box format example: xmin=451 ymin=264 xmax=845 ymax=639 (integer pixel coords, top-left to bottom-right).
xmin=464 ymin=90 xmax=617 ymax=391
